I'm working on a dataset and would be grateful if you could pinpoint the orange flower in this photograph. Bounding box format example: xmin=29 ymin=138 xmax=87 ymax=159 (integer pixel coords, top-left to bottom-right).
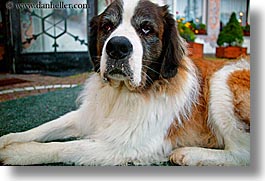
xmin=184 ymin=22 xmax=191 ymax=28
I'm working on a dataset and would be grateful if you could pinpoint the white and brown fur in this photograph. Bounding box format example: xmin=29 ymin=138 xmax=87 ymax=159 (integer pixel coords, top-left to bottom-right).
xmin=0 ymin=0 xmax=250 ymax=166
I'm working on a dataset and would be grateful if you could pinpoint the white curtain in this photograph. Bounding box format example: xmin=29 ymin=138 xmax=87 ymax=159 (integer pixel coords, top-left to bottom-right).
xmin=175 ymin=0 xmax=203 ymax=23
xmin=220 ymin=0 xmax=248 ymax=26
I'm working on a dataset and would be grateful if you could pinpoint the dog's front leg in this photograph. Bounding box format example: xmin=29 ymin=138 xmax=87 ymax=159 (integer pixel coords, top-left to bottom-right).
xmin=0 ymin=139 xmax=121 ymax=166
xmin=0 ymin=110 xmax=83 ymax=149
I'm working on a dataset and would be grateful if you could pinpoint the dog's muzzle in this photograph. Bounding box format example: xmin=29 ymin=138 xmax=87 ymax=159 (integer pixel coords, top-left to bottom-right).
xmin=104 ymin=36 xmax=134 ymax=81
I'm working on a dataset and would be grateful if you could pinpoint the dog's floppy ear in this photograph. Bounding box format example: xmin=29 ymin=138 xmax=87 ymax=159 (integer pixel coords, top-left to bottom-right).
xmin=160 ymin=6 xmax=187 ymax=78
xmin=89 ymin=15 xmax=100 ymax=72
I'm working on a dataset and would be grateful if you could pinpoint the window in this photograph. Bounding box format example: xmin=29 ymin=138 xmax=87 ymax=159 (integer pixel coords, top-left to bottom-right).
xmin=175 ymin=0 xmax=205 ymax=23
xmin=172 ymin=0 xmax=207 ymax=35
xmin=98 ymin=0 xmax=115 ymax=14
xmin=220 ymin=0 xmax=250 ymax=26
xmin=20 ymin=0 xmax=88 ymax=53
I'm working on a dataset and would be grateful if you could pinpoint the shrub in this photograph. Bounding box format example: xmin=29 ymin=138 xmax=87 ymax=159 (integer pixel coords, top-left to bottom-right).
xmin=217 ymin=12 xmax=244 ymax=47
xmin=198 ymin=23 xmax=206 ymax=31
xmin=177 ymin=20 xmax=196 ymax=42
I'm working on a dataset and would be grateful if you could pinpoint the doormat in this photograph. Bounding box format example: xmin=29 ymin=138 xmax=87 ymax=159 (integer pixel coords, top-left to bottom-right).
xmin=0 ymin=78 xmax=30 ymax=87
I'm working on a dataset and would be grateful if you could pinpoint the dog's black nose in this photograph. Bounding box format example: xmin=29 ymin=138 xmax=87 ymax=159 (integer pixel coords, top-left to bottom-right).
xmin=106 ymin=36 xmax=133 ymax=59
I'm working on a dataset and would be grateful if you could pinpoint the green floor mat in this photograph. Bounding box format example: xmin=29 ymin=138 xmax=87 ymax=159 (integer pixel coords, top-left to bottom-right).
xmin=0 ymin=87 xmax=82 ymax=136
xmin=0 ymin=86 xmax=173 ymax=166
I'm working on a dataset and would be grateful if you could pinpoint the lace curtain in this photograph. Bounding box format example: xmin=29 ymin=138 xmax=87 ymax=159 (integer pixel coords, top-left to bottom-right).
xmin=220 ymin=0 xmax=249 ymax=26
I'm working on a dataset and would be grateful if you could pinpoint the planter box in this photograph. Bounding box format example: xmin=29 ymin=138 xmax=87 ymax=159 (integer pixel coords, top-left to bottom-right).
xmin=243 ymin=31 xmax=250 ymax=36
xmin=0 ymin=45 xmax=4 ymax=60
xmin=188 ymin=42 xmax=203 ymax=59
xmin=194 ymin=29 xmax=207 ymax=35
xmin=216 ymin=46 xmax=247 ymax=59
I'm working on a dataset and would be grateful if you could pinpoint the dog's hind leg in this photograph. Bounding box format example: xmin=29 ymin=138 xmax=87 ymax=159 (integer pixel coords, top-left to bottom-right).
xmin=170 ymin=60 xmax=250 ymax=166
xmin=170 ymin=131 xmax=250 ymax=166
xmin=170 ymin=111 xmax=250 ymax=166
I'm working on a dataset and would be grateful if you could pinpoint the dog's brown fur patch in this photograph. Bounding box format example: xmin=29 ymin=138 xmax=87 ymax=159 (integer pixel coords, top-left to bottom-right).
xmin=166 ymin=59 xmax=229 ymax=149
xmin=227 ymin=69 xmax=250 ymax=130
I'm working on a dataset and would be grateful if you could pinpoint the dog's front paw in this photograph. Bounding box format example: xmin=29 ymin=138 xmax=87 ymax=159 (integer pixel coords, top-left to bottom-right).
xmin=0 ymin=141 xmax=62 ymax=165
xmin=0 ymin=143 xmax=25 ymax=165
xmin=0 ymin=142 xmax=45 ymax=165
xmin=169 ymin=147 xmax=206 ymax=166
xmin=0 ymin=133 xmax=18 ymax=149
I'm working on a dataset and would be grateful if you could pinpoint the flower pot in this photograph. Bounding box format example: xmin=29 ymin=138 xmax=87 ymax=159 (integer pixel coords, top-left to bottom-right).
xmin=194 ymin=29 xmax=207 ymax=35
xmin=243 ymin=31 xmax=250 ymax=36
xmin=216 ymin=46 xmax=247 ymax=59
xmin=188 ymin=42 xmax=203 ymax=59
xmin=0 ymin=45 xmax=4 ymax=60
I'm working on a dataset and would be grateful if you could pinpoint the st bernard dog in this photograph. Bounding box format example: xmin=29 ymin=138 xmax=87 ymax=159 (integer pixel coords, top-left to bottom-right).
xmin=0 ymin=0 xmax=250 ymax=166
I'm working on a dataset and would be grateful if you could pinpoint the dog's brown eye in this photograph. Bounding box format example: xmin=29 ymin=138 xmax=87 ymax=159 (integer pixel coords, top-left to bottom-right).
xmin=102 ymin=22 xmax=114 ymax=33
xmin=141 ymin=23 xmax=153 ymax=35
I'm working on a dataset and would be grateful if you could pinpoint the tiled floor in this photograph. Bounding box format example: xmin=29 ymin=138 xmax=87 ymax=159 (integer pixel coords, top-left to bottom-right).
xmin=0 ymin=72 xmax=90 ymax=102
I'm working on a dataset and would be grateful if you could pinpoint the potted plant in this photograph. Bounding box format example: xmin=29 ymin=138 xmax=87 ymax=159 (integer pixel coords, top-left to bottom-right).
xmin=0 ymin=20 xmax=4 ymax=60
xmin=196 ymin=23 xmax=207 ymax=35
xmin=216 ymin=12 xmax=247 ymax=59
xmin=189 ymin=21 xmax=207 ymax=35
xmin=242 ymin=24 xmax=250 ymax=36
xmin=177 ymin=19 xmax=203 ymax=59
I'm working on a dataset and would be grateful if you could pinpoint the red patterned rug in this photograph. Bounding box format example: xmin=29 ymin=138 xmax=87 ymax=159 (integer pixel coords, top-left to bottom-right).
xmin=0 ymin=78 xmax=30 ymax=87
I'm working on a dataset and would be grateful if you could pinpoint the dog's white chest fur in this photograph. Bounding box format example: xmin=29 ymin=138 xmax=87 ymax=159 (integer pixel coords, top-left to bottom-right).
xmin=76 ymin=73 xmax=196 ymax=164
xmin=78 ymin=75 xmax=172 ymax=163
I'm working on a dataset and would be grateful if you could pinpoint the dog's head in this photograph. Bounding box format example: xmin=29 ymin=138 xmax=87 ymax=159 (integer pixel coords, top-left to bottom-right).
xmin=89 ymin=0 xmax=187 ymax=91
